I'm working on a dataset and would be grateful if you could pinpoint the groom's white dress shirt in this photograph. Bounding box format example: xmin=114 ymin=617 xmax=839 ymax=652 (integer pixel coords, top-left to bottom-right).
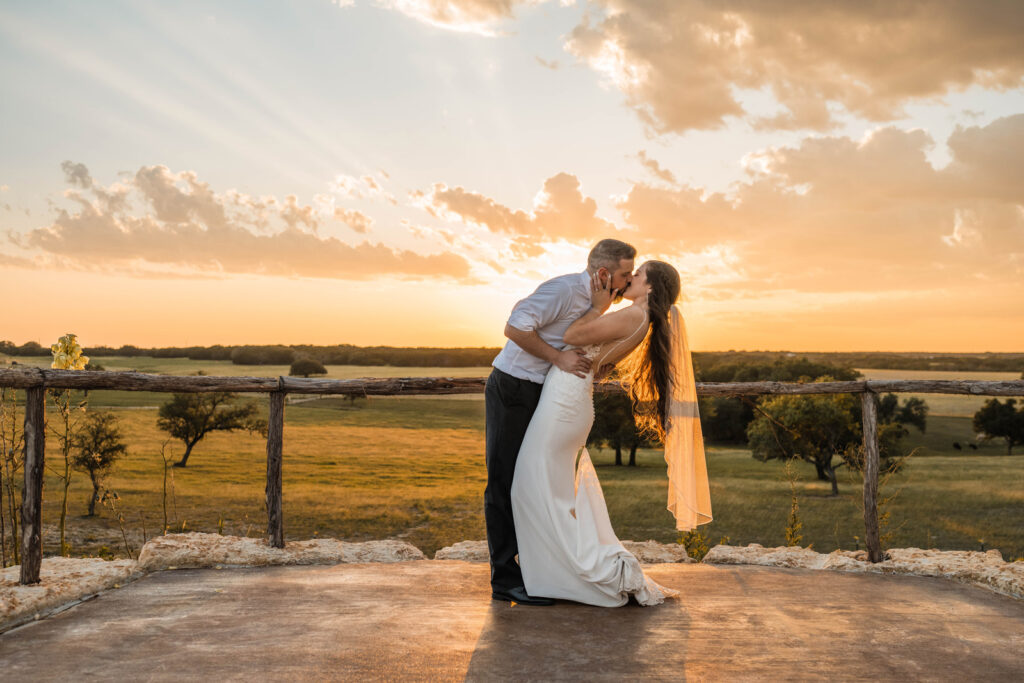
xmin=492 ymin=271 xmax=592 ymax=384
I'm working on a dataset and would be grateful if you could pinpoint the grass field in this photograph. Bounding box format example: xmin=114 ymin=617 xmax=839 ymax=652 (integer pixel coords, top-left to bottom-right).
xmin=1 ymin=358 xmax=1021 ymax=563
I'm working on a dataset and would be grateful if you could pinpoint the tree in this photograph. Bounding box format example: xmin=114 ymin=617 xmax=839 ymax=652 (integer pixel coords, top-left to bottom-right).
xmin=878 ymin=394 xmax=928 ymax=432
xmin=71 ymin=412 xmax=128 ymax=516
xmin=973 ymin=398 xmax=1024 ymax=455
xmin=747 ymin=392 xmax=859 ymax=495
xmin=290 ymin=358 xmax=327 ymax=377
xmin=696 ymin=357 xmax=861 ymax=445
xmin=588 ymin=392 xmax=654 ymax=466
xmin=747 ymin=384 xmax=925 ymax=495
xmin=157 ymin=392 xmax=267 ymax=467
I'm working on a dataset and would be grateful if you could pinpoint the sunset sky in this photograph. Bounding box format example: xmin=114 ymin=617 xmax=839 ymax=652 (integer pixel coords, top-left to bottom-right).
xmin=2 ymin=1 xmax=1022 ymax=352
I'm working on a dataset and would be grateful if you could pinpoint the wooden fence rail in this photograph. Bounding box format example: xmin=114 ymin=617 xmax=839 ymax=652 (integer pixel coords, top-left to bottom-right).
xmin=2 ymin=367 xmax=1023 ymax=584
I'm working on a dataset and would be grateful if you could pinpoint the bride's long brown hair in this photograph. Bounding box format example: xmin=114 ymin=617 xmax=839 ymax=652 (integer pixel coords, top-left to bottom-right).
xmin=619 ymin=261 xmax=681 ymax=441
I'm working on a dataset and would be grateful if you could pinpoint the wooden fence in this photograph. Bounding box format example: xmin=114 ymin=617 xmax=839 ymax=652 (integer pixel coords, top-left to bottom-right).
xmin=2 ymin=366 xmax=1023 ymax=585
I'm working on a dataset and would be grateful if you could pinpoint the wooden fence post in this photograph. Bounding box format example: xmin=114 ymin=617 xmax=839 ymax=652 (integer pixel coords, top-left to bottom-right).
xmin=861 ymin=390 xmax=882 ymax=563
xmin=20 ymin=385 xmax=45 ymax=585
xmin=266 ymin=390 xmax=285 ymax=548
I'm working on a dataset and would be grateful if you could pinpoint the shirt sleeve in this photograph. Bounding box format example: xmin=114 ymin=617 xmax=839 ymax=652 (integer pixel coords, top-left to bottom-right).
xmin=506 ymin=277 xmax=573 ymax=332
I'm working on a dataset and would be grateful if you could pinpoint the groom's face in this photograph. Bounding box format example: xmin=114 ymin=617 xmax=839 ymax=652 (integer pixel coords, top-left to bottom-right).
xmin=606 ymin=258 xmax=635 ymax=295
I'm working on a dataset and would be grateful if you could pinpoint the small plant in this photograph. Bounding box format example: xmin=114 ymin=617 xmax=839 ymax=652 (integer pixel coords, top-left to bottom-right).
xmin=158 ymin=438 xmax=178 ymax=534
xmin=783 ymin=459 xmax=803 ymax=547
xmin=680 ymin=529 xmax=710 ymax=561
xmin=876 ymin=448 xmax=916 ymax=549
xmin=101 ymin=491 xmax=134 ymax=560
xmin=0 ymin=386 xmax=25 ymax=567
xmin=50 ymin=332 xmax=91 ymax=555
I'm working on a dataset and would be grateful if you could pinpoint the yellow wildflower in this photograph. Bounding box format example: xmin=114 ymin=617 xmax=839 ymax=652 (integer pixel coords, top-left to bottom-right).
xmin=50 ymin=333 xmax=88 ymax=370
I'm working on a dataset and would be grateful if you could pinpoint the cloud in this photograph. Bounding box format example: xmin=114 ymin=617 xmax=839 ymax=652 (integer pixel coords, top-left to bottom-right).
xmin=374 ymin=0 xmax=538 ymax=35
xmin=0 ymin=251 xmax=37 ymax=269
xmin=535 ymin=56 xmax=559 ymax=70
xmin=414 ymin=172 xmax=619 ymax=245
xmin=334 ymin=208 xmax=373 ymax=234
xmin=615 ymin=114 xmax=1024 ymax=296
xmin=17 ymin=163 xmax=471 ymax=281
xmin=60 ymin=161 xmax=93 ymax=189
xmin=329 ymin=173 xmax=397 ymax=205
xmin=636 ymin=150 xmax=676 ymax=184
xmin=566 ymin=0 xmax=1024 ymax=133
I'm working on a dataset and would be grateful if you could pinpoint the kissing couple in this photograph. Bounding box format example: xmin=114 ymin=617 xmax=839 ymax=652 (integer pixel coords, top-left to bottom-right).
xmin=485 ymin=238 xmax=713 ymax=607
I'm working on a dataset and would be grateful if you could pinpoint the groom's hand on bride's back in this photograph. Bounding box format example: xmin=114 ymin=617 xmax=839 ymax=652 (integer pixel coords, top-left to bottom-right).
xmin=555 ymin=348 xmax=591 ymax=378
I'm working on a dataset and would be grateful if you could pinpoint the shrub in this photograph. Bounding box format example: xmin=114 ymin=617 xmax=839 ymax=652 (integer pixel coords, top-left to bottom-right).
xmin=290 ymin=358 xmax=327 ymax=377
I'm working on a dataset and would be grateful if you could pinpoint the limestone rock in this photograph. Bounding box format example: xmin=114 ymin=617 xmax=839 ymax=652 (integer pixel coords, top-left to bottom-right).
xmin=137 ymin=533 xmax=425 ymax=572
xmin=1 ymin=557 xmax=141 ymax=631
xmin=434 ymin=540 xmax=488 ymax=561
xmin=622 ymin=540 xmax=695 ymax=564
xmin=703 ymin=544 xmax=1023 ymax=599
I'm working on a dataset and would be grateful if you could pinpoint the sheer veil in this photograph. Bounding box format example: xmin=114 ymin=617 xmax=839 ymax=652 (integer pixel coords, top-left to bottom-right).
xmin=664 ymin=304 xmax=713 ymax=531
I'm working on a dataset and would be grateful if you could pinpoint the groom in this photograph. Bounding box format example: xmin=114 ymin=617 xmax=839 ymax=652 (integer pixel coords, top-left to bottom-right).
xmin=485 ymin=238 xmax=636 ymax=605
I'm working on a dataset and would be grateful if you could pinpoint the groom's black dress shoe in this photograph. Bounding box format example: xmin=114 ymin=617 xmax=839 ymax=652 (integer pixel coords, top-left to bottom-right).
xmin=491 ymin=586 xmax=555 ymax=606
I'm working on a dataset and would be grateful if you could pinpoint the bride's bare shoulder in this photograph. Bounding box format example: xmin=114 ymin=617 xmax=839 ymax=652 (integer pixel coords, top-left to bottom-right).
xmin=600 ymin=304 xmax=648 ymax=336
xmin=609 ymin=304 xmax=647 ymax=325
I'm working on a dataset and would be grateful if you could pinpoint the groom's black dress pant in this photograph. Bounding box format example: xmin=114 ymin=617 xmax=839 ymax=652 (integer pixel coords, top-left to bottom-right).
xmin=484 ymin=367 xmax=543 ymax=593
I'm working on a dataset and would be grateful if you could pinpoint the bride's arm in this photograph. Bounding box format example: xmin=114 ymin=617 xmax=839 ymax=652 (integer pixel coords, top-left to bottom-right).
xmin=564 ymin=306 xmax=645 ymax=346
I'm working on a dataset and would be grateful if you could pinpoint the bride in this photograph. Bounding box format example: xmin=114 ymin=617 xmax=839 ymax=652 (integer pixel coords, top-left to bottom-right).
xmin=510 ymin=260 xmax=712 ymax=607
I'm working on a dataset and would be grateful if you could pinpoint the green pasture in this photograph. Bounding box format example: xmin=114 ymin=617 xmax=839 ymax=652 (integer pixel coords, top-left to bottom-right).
xmin=3 ymin=396 xmax=1019 ymax=563
xmin=1 ymin=358 xmax=1021 ymax=562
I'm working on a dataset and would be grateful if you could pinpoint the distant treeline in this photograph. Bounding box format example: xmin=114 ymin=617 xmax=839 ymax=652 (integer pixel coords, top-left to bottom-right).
xmin=691 ymin=351 xmax=1024 ymax=373
xmin=2 ymin=340 xmax=1022 ymax=372
xmin=0 ymin=340 xmax=497 ymax=367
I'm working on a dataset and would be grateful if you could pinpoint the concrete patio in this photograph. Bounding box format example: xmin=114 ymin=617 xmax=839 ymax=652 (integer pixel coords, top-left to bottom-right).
xmin=2 ymin=561 xmax=1022 ymax=681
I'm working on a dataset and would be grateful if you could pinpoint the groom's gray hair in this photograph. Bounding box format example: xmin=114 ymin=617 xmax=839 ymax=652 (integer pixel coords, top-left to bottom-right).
xmin=588 ymin=238 xmax=636 ymax=270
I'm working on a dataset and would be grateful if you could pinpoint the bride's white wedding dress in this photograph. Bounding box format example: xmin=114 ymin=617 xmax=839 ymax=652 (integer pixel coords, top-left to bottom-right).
xmin=510 ymin=311 xmax=679 ymax=607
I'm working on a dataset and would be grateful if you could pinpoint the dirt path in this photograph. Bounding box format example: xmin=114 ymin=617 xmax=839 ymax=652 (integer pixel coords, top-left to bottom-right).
xmin=1 ymin=562 xmax=1022 ymax=680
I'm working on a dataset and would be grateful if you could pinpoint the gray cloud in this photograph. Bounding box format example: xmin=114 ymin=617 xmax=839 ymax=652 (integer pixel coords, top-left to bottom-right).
xmin=61 ymin=161 xmax=93 ymax=189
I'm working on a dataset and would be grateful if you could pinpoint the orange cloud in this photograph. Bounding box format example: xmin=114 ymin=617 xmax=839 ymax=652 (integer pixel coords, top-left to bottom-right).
xmin=617 ymin=115 xmax=1024 ymax=295
xmin=14 ymin=163 xmax=471 ymax=281
xmin=567 ymin=0 xmax=1024 ymax=132
xmin=636 ymin=150 xmax=676 ymax=184
xmin=414 ymin=172 xmax=619 ymax=244
xmin=333 ymin=208 xmax=373 ymax=234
